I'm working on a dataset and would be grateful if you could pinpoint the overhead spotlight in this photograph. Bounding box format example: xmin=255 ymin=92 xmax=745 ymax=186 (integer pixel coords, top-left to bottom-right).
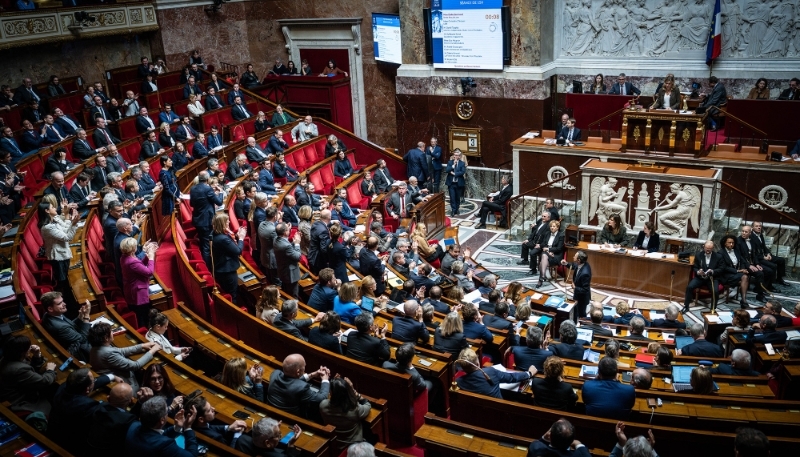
xmin=460 ymin=77 xmax=476 ymax=96
xmin=204 ymin=0 xmax=229 ymax=13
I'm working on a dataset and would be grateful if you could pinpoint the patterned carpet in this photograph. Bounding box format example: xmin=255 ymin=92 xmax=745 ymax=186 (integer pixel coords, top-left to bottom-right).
xmin=451 ymin=198 xmax=800 ymax=323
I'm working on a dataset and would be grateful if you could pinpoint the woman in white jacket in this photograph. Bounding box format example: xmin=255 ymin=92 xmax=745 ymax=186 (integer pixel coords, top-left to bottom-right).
xmin=38 ymin=200 xmax=80 ymax=290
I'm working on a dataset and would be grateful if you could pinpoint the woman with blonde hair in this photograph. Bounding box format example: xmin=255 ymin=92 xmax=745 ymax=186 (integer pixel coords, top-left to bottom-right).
xmin=211 ymin=213 xmax=246 ymax=304
xmin=505 ymin=282 xmax=526 ymax=308
xmin=255 ymin=285 xmax=281 ymax=323
xmin=120 ymin=237 xmax=158 ymax=327
xmin=220 ymin=357 xmax=264 ymax=401
xmin=515 ymin=303 xmax=532 ymax=322
xmin=434 ymin=312 xmax=467 ymax=357
xmin=254 ymin=111 xmax=271 ymax=132
xmin=411 ymin=223 xmax=444 ymax=263
xmin=187 ymin=93 xmax=205 ymax=119
xmin=298 ymin=205 xmax=313 ymax=256
xmin=446 ymin=286 xmax=465 ymax=303
xmin=358 ymin=275 xmax=387 ymax=312
xmin=158 ymin=122 xmax=176 ymax=148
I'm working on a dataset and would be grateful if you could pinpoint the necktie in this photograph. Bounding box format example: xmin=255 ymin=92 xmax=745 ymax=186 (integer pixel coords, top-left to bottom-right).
xmin=82 ymin=186 xmax=88 ymax=197
xmin=185 ymin=126 xmax=193 ymax=139
xmin=568 ymin=129 xmax=572 ymax=141
xmin=622 ymin=84 xmax=626 ymax=96
xmin=102 ymin=129 xmax=112 ymax=145
xmin=51 ymin=126 xmax=63 ymax=141
xmin=401 ymin=195 xmax=406 ymax=217
xmin=83 ymin=140 xmax=90 ymax=152
xmin=116 ymin=156 xmax=126 ymax=170
xmin=28 ymin=88 xmax=39 ymax=102
xmin=99 ymin=167 xmax=105 ymax=183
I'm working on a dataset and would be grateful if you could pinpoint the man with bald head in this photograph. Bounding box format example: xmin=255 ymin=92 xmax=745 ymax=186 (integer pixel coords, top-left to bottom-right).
xmin=267 ymin=354 xmax=330 ymax=419
xmin=683 ymin=240 xmax=723 ymax=314
xmin=113 ymin=213 xmax=147 ymax=284
xmin=391 ymin=300 xmax=430 ymax=344
xmin=630 ymin=368 xmax=653 ymax=389
xmin=43 ymin=171 xmax=75 ymax=214
xmin=87 ymin=383 xmax=140 ymax=453
xmin=747 ymin=314 xmax=788 ymax=347
xmin=308 ymin=209 xmax=331 ymax=275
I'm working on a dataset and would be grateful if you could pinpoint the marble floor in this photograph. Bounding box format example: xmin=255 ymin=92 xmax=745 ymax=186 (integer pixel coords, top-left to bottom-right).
xmin=450 ymin=198 xmax=800 ymax=321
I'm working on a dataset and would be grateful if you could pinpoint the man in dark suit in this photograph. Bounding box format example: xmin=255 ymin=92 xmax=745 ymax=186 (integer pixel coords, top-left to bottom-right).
xmin=41 ymin=293 xmax=93 ymax=361
xmin=306 ymin=269 xmax=339 ymax=312
xmin=372 ymin=159 xmax=394 ymax=192
xmin=778 ymin=78 xmax=800 ymax=100
xmin=581 ymin=358 xmax=635 ymax=420
xmin=510 ymin=326 xmax=553 ymax=371
xmin=697 ymin=75 xmax=728 ymax=130
xmin=736 ymin=225 xmax=769 ymax=302
xmin=422 ymin=286 xmax=449 ymax=313
xmin=358 ymin=236 xmax=386 ymax=295
xmin=609 ymin=73 xmax=641 ymax=96
xmin=137 ymin=57 xmax=157 ymax=79
xmin=308 ymin=210 xmax=331 ymax=275
xmin=91 ymin=156 xmax=110 ymax=192
xmin=386 ymin=181 xmax=413 ymax=219
xmin=759 ymin=301 xmax=794 ymax=328
xmin=226 ymin=83 xmax=245 ymax=105
xmin=678 ymin=323 xmax=724 ymax=357
xmin=191 ymin=132 xmax=210 ymax=159
xmin=139 ymin=131 xmax=164 ymax=161
xmin=245 ymin=136 xmax=269 ymax=162
xmin=444 ymin=149 xmax=467 ymax=216
xmin=549 ymin=320 xmax=587 ymax=361
xmin=527 ymin=419 xmax=591 ymax=457
xmin=207 ymin=125 xmax=224 ymax=150
xmin=185 ymin=395 xmax=250 ymax=449
xmin=711 ymin=349 xmax=760 ymax=377
xmin=483 ymin=301 xmax=520 ymax=346
xmin=274 ymin=223 xmax=303 ymax=297
xmin=267 ymin=353 xmax=331 ymax=419
xmin=72 ymin=128 xmax=106 ymax=161
xmin=13 ymin=78 xmax=42 ymax=108
xmin=19 ymin=120 xmax=45 ymax=153
xmin=403 ymin=141 xmax=428 ymax=183
xmin=21 ymin=101 xmax=43 ymax=126
xmin=752 ymin=221 xmax=788 ymax=286
xmin=69 ymin=172 xmax=94 ymax=212
xmin=562 ymin=250 xmax=592 ymax=323
xmin=383 ymin=342 xmax=432 ymax=395
xmin=53 ymin=108 xmax=81 ymax=136
xmin=266 ymin=129 xmax=288 ymax=154
xmin=125 ymin=396 xmax=198 ymax=457
xmin=297 ymin=182 xmax=322 ymax=211
xmin=86 ymin=383 xmax=140 ymax=455
xmin=651 ymin=304 xmax=686 ymax=330
xmin=558 ymin=118 xmax=581 ymax=143
xmin=425 ymin=137 xmax=443 ymax=192
xmin=281 ymin=195 xmax=300 ymax=227
xmin=42 ymin=171 xmax=74 ymax=213
xmin=231 ymin=96 xmax=252 ymax=121
xmin=92 ymin=118 xmax=120 ymax=147
xmin=226 ymin=154 xmax=253 ymax=181
xmin=0 ymin=127 xmax=27 ymax=161
xmin=190 ymin=171 xmax=224 ymax=267
xmin=392 ymin=301 xmax=430 ymax=344
xmin=106 ymin=146 xmax=129 ymax=173
xmin=582 ymin=307 xmax=614 ymax=337
xmin=683 ymin=240 xmax=724 ymax=313
xmin=626 ymin=316 xmax=652 ymax=342
xmin=49 ymin=368 xmax=120 ymax=454
xmin=183 ymin=76 xmax=202 ymax=100
xmin=347 ymin=313 xmax=391 ymax=366
xmin=135 ymin=107 xmax=157 ymax=134
xmin=273 ymin=299 xmax=321 ymax=341
xmin=476 ymin=174 xmax=513 ymax=229
xmin=42 ymin=114 xmax=67 ymax=143
xmin=410 ymin=264 xmax=438 ymax=295
xmin=89 ymin=96 xmax=112 ymax=126
xmin=204 ymin=87 xmax=225 ymax=110
xmin=174 ymin=116 xmax=197 ymax=141
xmin=747 ymin=314 xmax=787 ymax=348
xmin=133 ymin=165 xmax=157 ymax=195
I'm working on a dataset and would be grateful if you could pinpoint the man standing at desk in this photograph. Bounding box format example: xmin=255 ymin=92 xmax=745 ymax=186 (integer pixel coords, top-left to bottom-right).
xmin=609 ymin=73 xmax=640 ymax=97
xmin=696 ymin=76 xmax=728 ymax=131
xmin=444 ymin=149 xmax=466 ymax=216
xmin=561 ymin=250 xmax=591 ymax=323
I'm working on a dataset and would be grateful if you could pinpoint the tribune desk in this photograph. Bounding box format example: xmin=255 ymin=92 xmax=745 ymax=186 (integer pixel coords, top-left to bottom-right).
xmin=621 ymin=108 xmax=705 ymax=156
xmin=567 ymin=242 xmax=693 ymax=300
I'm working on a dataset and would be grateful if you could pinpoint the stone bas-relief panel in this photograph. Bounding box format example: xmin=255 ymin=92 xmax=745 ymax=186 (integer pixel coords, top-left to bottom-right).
xmin=560 ymin=0 xmax=800 ymax=59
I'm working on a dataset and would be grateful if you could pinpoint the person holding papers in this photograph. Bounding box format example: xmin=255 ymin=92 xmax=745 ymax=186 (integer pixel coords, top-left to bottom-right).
xmin=455 ymin=348 xmax=535 ymax=399
xmin=561 ymin=250 xmax=592 ymax=323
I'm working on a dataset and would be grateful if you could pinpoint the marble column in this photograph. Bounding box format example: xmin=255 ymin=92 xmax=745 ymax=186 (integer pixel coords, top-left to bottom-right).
xmin=399 ymin=0 xmax=427 ymax=65
xmin=510 ymin=0 xmax=542 ymax=66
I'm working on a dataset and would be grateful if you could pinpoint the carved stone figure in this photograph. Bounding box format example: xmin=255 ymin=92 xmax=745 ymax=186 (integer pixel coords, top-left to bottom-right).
xmin=761 ymin=2 xmax=793 ymax=57
xmin=629 ymin=0 xmax=662 ymax=55
xmin=679 ymin=0 xmax=712 ymax=50
xmin=651 ymin=183 xmax=701 ymax=236
xmin=721 ymin=0 xmax=742 ymax=55
xmin=590 ymin=177 xmax=629 ymax=227
xmin=740 ymin=0 xmax=773 ymax=56
xmin=566 ymin=0 xmax=600 ymax=56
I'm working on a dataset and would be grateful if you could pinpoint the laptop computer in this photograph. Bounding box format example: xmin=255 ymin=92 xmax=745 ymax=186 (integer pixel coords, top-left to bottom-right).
xmin=360 ymin=296 xmax=375 ymax=313
xmin=671 ymin=365 xmax=694 ymax=392
xmin=675 ymin=336 xmax=694 ymax=350
xmin=577 ymin=328 xmax=593 ymax=345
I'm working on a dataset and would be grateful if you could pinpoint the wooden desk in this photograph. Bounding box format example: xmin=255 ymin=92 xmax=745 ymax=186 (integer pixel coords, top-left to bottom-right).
xmin=621 ymin=108 xmax=705 ymax=156
xmin=567 ymin=242 xmax=692 ymax=300
xmin=411 ymin=191 xmax=447 ymax=240
xmin=414 ymin=413 xmax=529 ymax=457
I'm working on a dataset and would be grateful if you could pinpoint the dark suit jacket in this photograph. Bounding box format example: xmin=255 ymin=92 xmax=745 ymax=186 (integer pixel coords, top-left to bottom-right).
xmin=392 ymin=316 xmax=430 ymax=344
xmin=736 ymin=236 xmax=764 ymax=267
xmin=360 ymin=178 xmax=377 ymax=196
xmin=633 ymin=231 xmax=661 ymax=252
xmin=463 ymin=320 xmax=494 ymax=343
xmin=700 ymin=83 xmax=728 ymax=108
xmin=87 ymin=403 xmax=138 ymax=455
xmin=747 ymin=328 xmax=787 ymax=347
xmin=204 ymin=94 xmax=225 ymax=110
xmin=139 ymin=140 xmax=160 ymax=161
xmin=511 ymin=346 xmax=553 ymax=371
xmin=531 ymin=377 xmax=579 ymax=411
xmin=383 ymin=361 xmax=428 ymax=394
xmin=558 ymin=126 xmax=582 ymax=142
xmin=346 ymin=331 xmax=391 ymax=366
xmin=718 ymin=248 xmax=748 ymax=283
xmin=267 ymin=370 xmax=331 ymax=418
xmin=225 ymin=160 xmax=251 ymax=181
xmin=72 ymin=138 xmax=97 ymax=161
xmin=246 ymin=145 xmax=269 ymax=163
xmin=386 ymin=192 xmax=413 ymax=217
xmin=92 ymin=128 xmax=120 ymax=147
xmin=610 ymin=82 xmax=640 ymax=96
xmin=444 ymin=159 xmax=466 ymax=187
xmin=69 ymin=183 xmax=92 ymax=210
xmin=456 ymin=367 xmax=529 ymax=399
xmin=231 ymin=103 xmax=251 ymax=121
xmin=272 ymin=315 xmax=311 ymax=341
xmin=334 ymin=158 xmax=353 ymax=178
xmin=91 ymin=165 xmax=109 ymax=192
xmin=329 ymin=241 xmax=349 ymax=284
xmin=483 ymin=314 xmax=519 ymax=346
xmin=527 ymin=439 xmax=591 ymax=457
xmin=403 ymin=148 xmax=428 ymax=181
xmin=423 ymin=298 xmax=450 ymax=314
xmin=580 ymin=323 xmax=614 ymax=337
xmin=174 ymin=124 xmax=197 ymax=141
xmin=653 ymin=87 xmax=682 ymax=110
xmin=274 ymin=237 xmax=301 ymax=284
xmin=433 ymin=329 xmax=467 ymax=357
xmin=372 ymin=167 xmax=394 ymax=192
xmin=308 ymin=221 xmax=330 ymax=274
xmin=190 ymin=183 xmax=223 ymax=229
xmin=135 ymin=115 xmax=156 ymax=134
xmin=212 ymin=232 xmax=243 ymax=274
xmin=125 ymin=421 xmax=197 ymax=457
xmin=267 ymin=136 xmax=288 ymax=154
xmin=651 ymin=318 xmax=686 ymax=330
xmin=358 ymin=249 xmax=385 ymax=295
xmin=307 ymin=284 xmax=337 ymax=312
xmin=308 ymin=327 xmax=342 ymax=354
xmin=106 ymin=154 xmax=128 ymax=173
xmin=711 ymin=363 xmax=759 ymax=377
xmin=49 ymin=375 xmax=113 ymax=452
xmin=568 ymin=262 xmax=592 ymax=296
xmin=549 ymin=342 xmax=585 ymax=361
xmin=191 ymin=141 xmax=209 ymax=160
xmin=89 ymin=106 xmax=112 ymax=125
xmin=581 ymin=379 xmax=636 ymax=420
xmin=282 ymin=204 xmax=300 ymax=226
xmin=681 ymin=338 xmax=724 ymax=357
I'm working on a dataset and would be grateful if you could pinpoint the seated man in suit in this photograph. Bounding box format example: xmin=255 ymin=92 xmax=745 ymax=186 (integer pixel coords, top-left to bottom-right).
xmin=482 ymin=301 xmax=521 ymax=347
xmin=581 ymin=357 xmax=636 ymax=420
xmin=527 ymin=419 xmax=591 ymax=457
xmin=549 ymin=320 xmax=587 ymax=361
xmin=683 ymin=239 xmax=725 ymax=315
xmin=511 ymin=326 xmax=553 ymax=372
xmin=182 ymin=76 xmax=203 ymax=100
xmin=461 ymin=304 xmax=494 ymax=344
xmin=53 ymin=108 xmax=81 ymax=136
xmin=139 ymin=131 xmax=164 ymax=161
xmin=409 ymin=264 xmax=439 ymax=295
xmin=391 ymin=300 xmax=430 ymax=344
xmin=383 ymin=342 xmax=432 ymax=395
xmin=696 ymin=75 xmax=728 ymax=130
xmin=272 ymin=300 xmax=324 ymax=342
xmin=204 ymin=87 xmax=225 ymax=111
xmin=678 ymin=323 xmax=724 ymax=357
xmin=386 ymin=181 xmax=413 ymax=219
xmin=476 ymin=174 xmax=513 ymax=229
xmin=231 ymin=96 xmax=252 ymax=121
xmin=747 ymin=314 xmax=788 ymax=348
xmin=558 ymin=117 xmax=581 ymax=144
xmin=347 ymin=313 xmax=391 ymax=367
xmin=290 ymin=115 xmax=319 ymax=143
xmin=330 ymin=198 xmax=354 ymax=231
xmin=125 ymin=396 xmax=198 ymax=456
xmin=407 ymin=176 xmax=430 ymax=204
xmin=372 ymin=159 xmax=394 ymax=193
xmin=652 ymin=304 xmax=686 ymax=330
xmin=226 ymin=154 xmax=253 ymax=182
xmin=758 ymin=301 xmax=794 ymax=328
xmin=134 ymin=107 xmax=157 ymax=134
xmin=158 ymin=104 xmax=181 ymax=125
xmin=86 ymin=383 xmax=140 ymax=453
xmin=92 ymin=118 xmax=120 ymax=147
xmin=266 ymin=129 xmax=288 ymax=154
xmin=281 ymin=195 xmax=300 ymax=227
xmin=69 ymin=172 xmax=95 ymax=212
xmin=306 ymin=269 xmax=340 ymax=313
xmin=422 ymin=286 xmax=450 ymax=314
xmin=609 ymin=73 xmax=641 ymax=96
xmin=72 ymin=128 xmax=106 ymax=161
xmin=266 ymin=353 xmax=331 ymax=419
xmin=40 ymin=292 xmax=93 ymax=361
xmin=389 ymin=252 xmax=413 ymax=278
xmin=478 ymin=288 xmax=502 ymax=314
xmin=581 ymin=305 xmax=614 ymax=337
xmin=626 ymin=316 xmax=652 ymax=342
xmin=273 ymin=151 xmax=298 ymax=182
xmin=711 ymin=349 xmax=760 ymax=377
xmin=752 ymin=221 xmax=788 ymax=287
xmin=174 ymin=116 xmax=197 ymax=141
xmin=185 ymin=395 xmax=250 ymax=449
xmin=297 ymin=182 xmax=323 ymax=211
xmin=456 ymin=347 xmax=535 ymax=399
xmin=245 ymin=136 xmax=270 ymax=163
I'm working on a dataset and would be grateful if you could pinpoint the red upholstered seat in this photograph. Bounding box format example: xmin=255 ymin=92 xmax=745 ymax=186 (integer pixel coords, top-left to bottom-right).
xmin=314 ymin=140 xmax=327 ymax=161
xmin=346 ymin=178 xmax=370 ymax=210
xmin=308 ymin=170 xmax=324 ymax=196
xmin=318 ymin=163 xmax=335 ymax=195
xmin=292 ymin=149 xmax=307 ymax=172
xmin=303 ymin=145 xmax=317 ymax=165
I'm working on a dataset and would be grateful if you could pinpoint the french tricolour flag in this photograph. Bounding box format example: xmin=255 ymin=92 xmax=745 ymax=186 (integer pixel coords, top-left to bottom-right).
xmin=706 ymin=0 xmax=722 ymax=65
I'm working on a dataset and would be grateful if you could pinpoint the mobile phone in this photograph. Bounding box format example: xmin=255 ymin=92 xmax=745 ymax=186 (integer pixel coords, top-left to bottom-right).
xmin=59 ymin=357 xmax=73 ymax=371
xmin=621 ymin=372 xmax=632 ymax=383
xmin=232 ymin=410 xmax=250 ymax=420
xmin=596 ymin=340 xmax=606 ymax=348
xmin=279 ymin=431 xmax=295 ymax=446
xmin=647 ymin=398 xmax=657 ymax=408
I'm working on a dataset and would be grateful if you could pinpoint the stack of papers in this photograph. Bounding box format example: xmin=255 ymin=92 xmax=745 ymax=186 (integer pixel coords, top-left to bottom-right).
xmin=493 ymin=364 xmax=522 ymax=390
xmin=464 ymin=290 xmax=483 ymax=304
xmin=717 ymin=312 xmax=733 ymax=324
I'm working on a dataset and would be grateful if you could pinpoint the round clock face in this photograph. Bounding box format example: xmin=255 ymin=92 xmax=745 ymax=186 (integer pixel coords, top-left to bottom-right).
xmin=456 ymin=100 xmax=475 ymax=120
